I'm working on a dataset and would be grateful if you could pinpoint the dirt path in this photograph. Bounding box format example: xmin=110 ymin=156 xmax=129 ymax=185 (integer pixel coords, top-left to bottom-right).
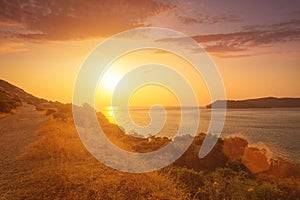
xmin=0 ymin=104 xmax=47 ymax=166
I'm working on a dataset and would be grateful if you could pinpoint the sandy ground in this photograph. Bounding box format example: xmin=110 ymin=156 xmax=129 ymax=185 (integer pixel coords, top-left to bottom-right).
xmin=0 ymin=104 xmax=47 ymax=169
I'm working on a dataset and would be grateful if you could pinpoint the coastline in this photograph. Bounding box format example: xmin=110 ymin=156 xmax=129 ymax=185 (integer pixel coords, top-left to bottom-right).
xmin=1 ymin=103 xmax=300 ymax=199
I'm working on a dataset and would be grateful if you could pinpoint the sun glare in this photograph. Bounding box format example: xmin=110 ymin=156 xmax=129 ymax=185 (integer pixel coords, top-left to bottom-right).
xmin=101 ymin=72 xmax=120 ymax=91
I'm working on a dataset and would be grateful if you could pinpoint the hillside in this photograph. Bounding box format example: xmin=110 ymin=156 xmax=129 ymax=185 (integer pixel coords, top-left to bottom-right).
xmin=207 ymin=97 xmax=300 ymax=109
xmin=0 ymin=79 xmax=47 ymax=113
xmin=0 ymin=80 xmax=300 ymax=199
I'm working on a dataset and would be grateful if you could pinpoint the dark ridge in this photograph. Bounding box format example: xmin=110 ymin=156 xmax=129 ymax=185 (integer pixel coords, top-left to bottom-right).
xmin=207 ymin=97 xmax=300 ymax=109
xmin=0 ymin=79 xmax=48 ymax=113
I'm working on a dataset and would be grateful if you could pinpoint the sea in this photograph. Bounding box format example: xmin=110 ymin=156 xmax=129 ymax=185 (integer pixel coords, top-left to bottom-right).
xmin=102 ymin=107 xmax=300 ymax=163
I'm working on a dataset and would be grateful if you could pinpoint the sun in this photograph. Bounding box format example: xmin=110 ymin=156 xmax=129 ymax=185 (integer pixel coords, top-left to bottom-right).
xmin=101 ymin=72 xmax=120 ymax=91
xmin=95 ymin=69 xmax=123 ymax=109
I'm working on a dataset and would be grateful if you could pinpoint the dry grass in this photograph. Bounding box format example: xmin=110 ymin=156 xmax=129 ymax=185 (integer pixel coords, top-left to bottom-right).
xmin=0 ymin=117 xmax=188 ymax=199
xmin=1 ymin=104 xmax=300 ymax=199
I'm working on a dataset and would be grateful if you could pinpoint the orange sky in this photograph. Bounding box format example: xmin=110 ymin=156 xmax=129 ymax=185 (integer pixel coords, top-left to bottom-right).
xmin=0 ymin=0 xmax=300 ymax=107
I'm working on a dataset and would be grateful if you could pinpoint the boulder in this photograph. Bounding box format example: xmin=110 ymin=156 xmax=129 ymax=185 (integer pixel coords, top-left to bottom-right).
xmin=222 ymin=137 xmax=248 ymax=162
xmin=242 ymin=146 xmax=270 ymax=174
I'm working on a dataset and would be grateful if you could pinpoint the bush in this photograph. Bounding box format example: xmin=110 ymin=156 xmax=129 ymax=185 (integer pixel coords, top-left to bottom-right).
xmin=163 ymin=166 xmax=300 ymax=200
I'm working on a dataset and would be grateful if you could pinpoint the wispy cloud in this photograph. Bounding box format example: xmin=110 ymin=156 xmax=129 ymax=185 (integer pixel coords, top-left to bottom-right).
xmin=199 ymin=19 xmax=300 ymax=55
xmin=177 ymin=13 xmax=241 ymax=25
xmin=157 ymin=19 xmax=300 ymax=57
xmin=0 ymin=41 xmax=27 ymax=55
xmin=0 ymin=0 xmax=174 ymax=41
xmin=1 ymin=0 xmax=299 ymax=57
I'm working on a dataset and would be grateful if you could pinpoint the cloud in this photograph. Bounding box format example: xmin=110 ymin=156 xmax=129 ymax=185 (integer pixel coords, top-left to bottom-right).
xmin=177 ymin=16 xmax=198 ymax=24
xmin=196 ymin=19 xmax=300 ymax=54
xmin=0 ymin=0 xmax=174 ymax=41
xmin=289 ymin=10 xmax=300 ymax=17
xmin=0 ymin=41 xmax=27 ymax=55
xmin=178 ymin=13 xmax=241 ymax=25
xmin=157 ymin=19 xmax=300 ymax=57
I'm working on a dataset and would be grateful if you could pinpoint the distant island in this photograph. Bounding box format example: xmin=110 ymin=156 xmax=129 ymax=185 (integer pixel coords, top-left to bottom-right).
xmin=206 ymin=97 xmax=300 ymax=109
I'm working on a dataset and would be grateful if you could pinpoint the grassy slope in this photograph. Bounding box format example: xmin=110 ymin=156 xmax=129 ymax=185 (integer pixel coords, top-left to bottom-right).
xmin=0 ymin=116 xmax=188 ymax=199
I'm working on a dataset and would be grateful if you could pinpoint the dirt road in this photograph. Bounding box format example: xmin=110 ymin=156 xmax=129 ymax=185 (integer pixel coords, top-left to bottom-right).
xmin=0 ymin=104 xmax=47 ymax=166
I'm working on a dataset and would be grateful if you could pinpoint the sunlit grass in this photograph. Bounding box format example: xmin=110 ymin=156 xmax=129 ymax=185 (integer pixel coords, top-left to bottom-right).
xmin=1 ymin=104 xmax=299 ymax=199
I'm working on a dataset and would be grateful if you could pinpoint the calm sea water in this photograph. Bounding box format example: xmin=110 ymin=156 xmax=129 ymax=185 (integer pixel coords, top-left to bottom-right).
xmin=103 ymin=107 xmax=300 ymax=163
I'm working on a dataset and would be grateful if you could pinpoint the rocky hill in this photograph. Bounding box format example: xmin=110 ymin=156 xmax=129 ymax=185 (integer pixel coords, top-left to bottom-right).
xmin=0 ymin=79 xmax=47 ymax=113
xmin=207 ymin=97 xmax=300 ymax=109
